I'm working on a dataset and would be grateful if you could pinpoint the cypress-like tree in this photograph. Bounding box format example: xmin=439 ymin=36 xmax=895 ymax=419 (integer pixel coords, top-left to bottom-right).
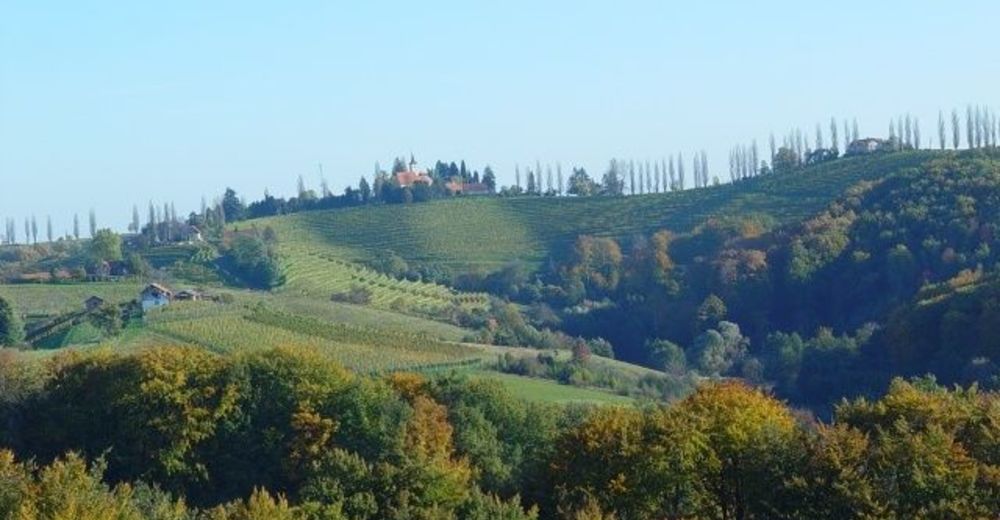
xmin=769 ymin=133 xmax=777 ymax=161
xmin=953 ymin=109 xmax=961 ymax=149
xmin=751 ymin=141 xmax=759 ymax=176
xmin=830 ymin=118 xmax=839 ymax=153
xmin=852 ymin=118 xmax=859 ymax=141
xmin=815 ymin=123 xmax=824 ymax=150
xmin=546 ymin=165 xmax=554 ymax=194
xmin=515 ymin=165 xmax=521 ymax=190
xmin=701 ymin=151 xmax=709 ymax=185
xmin=913 ymin=117 xmax=921 ymax=149
xmin=904 ymin=114 xmax=913 ymax=147
xmin=629 ymin=161 xmax=636 ymax=195
xmin=46 ymin=216 xmax=52 ymax=243
xmin=88 ymin=209 xmax=97 ymax=238
xmin=677 ymin=153 xmax=685 ymax=190
xmin=844 ymin=120 xmax=851 ymax=149
xmin=967 ymin=105 xmax=975 ymax=149
xmin=938 ymin=111 xmax=947 ymax=150
xmin=30 ymin=216 xmax=37 ymax=244
xmin=73 ymin=214 xmax=80 ymax=241
xmin=148 ymin=202 xmax=157 ymax=241
xmin=131 ymin=205 xmax=140 ymax=233
xmin=557 ymin=163 xmax=564 ymax=195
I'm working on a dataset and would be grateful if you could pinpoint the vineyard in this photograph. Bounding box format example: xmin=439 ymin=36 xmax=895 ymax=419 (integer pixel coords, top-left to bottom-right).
xmin=272 ymin=239 xmax=489 ymax=315
xmin=0 ymin=282 xmax=143 ymax=318
xmin=144 ymin=302 xmax=485 ymax=373
xmin=258 ymin=151 xmax=937 ymax=272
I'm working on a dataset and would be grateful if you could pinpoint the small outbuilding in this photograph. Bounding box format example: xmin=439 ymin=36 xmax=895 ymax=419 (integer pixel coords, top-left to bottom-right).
xmin=140 ymin=283 xmax=174 ymax=311
xmin=84 ymin=296 xmax=106 ymax=311
xmin=175 ymin=289 xmax=202 ymax=302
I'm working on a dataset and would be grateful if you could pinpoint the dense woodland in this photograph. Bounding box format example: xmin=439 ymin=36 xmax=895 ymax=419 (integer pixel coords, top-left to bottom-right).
xmin=0 ymin=346 xmax=997 ymax=519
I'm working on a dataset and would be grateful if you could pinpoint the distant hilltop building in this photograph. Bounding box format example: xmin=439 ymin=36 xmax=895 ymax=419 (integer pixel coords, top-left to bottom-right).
xmin=846 ymin=137 xmax=891 ymax=156
xmin=445 ymin=181 xmax=492 ymax=196
xmin=395 ymin=156 xmax=434 ymax=188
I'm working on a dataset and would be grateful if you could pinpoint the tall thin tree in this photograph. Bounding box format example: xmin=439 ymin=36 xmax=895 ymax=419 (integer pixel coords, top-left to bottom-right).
xmin=952 ymin=109 xmax=962 ymax=149
xmin=938 ymin=111 xmax=947 ymax=150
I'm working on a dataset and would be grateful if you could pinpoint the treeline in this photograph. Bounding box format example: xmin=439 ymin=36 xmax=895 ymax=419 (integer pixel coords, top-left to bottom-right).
xmin=0 ymin=346 xmax=997 ymax=518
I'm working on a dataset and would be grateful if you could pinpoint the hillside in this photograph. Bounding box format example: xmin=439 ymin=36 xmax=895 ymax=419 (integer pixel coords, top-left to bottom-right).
xmin=257 ymin=151 xmax=937 ymax=272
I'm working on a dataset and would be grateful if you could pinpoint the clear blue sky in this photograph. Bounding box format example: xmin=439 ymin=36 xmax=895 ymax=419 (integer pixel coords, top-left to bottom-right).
xmin=2 ymin=0 xmax=998 ymax=233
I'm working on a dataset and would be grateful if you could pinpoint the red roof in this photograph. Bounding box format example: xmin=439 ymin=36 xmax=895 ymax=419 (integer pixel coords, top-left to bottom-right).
xmin=395 ymin=171 xmax=434 ymax=187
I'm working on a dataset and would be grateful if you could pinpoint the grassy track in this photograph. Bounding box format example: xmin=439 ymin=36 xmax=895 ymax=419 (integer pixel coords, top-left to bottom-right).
xmin=475 ymin=372 xmax=634 ymax=405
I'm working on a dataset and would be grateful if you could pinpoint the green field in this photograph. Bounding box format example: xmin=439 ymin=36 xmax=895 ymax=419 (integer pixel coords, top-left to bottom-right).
xmin=476 ymin=371 xmax=634 ymax=405
xmin=0 ymin=282 xmax=143 ymax=317
xmin=257 ymin=151 xmax=936 ymax=272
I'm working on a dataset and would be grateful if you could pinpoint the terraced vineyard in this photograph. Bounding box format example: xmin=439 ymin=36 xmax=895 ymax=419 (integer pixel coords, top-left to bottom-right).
xmin=259 ymin=151 xmax=937 ymax=272
xmin=145 ymin=302 xmax=485 ymax=372
xmin=273 ymin=238 xmax=489 ymax=314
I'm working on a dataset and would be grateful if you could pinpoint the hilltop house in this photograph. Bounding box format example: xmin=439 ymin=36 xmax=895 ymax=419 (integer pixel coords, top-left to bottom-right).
xmin=846 ymin=138 xmax=890 ymax=156
xmin=140 ymin=283 xmax=173 ymax=311
xmin=394 ymin=157 xmax=434 ymax=188
xmin=175 ymin=289 xmax=202 ymax=301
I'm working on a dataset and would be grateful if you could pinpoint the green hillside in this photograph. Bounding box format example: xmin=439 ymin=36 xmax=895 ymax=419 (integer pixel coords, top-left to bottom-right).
xmin=258 ymin=151 xmax=937 ymax=272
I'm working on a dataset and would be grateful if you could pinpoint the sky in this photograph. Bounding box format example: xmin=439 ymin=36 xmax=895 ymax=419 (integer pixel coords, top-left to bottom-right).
xmin=2 ymin=0 xmax=999 ymax=233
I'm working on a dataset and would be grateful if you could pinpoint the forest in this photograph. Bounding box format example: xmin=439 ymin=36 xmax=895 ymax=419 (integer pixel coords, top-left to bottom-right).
xmin=0 ymin=346 xmax=997 ymax=519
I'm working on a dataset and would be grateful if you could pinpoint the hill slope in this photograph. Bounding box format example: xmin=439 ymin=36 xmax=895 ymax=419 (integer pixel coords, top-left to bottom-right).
xmin=258 ymin=151 xmax=937 ymax=273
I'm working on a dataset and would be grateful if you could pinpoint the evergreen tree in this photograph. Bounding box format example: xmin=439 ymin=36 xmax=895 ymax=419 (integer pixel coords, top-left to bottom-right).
xmin=669 ymin=155 xmax=676 ymax=191
xmin=73 ymin=214 xmax=80 ymax=241
xmin=526 ymin=170 xmax=536 ymax=195
xmin=769 ymin=133 xmax=777 ymax=162
xmin=546 ymin=165 xmax=554 ymax=194
xmin=359 ymin=176 xmax=372 ymax=202
xmin=913 ymin=117 xmax=921 ymax=149
xmin=23 ymin=218 xmax=29 ymax=245
xmin=88 ymin=209 xmax=97 ymax=238
xmin=654 ymin=162 xmax=661 ymax=192
xmin=751 ymin=141 xmax=760 ymax=176
xmin=904 ymin=114 xmax=913 ymax=147
xmin=30 ymin=215 xmax=37 ymax=244
xmin=148 ymin=202 xmax=157 ymax=241
xmin=46 ymin=216 xmax=52 ymax=243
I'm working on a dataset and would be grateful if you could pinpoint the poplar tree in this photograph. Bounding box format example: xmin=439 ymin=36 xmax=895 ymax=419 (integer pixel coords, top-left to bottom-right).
xmin=844 ymin=120 xmax=851 ymax=149
xmin=751 ymin=140 xmax=760 ymax=176
xmin=852 ymin=118 xmax=859 ymax=141
xmin=148 ymin=202 xmax=157 ymax=241
xmin=953 ymin=109 xmax=961 ymax=149
xmin=515 ymin=165 xmax=521 ymax=190
xmin=130 ymin=205 xmax=140 ymax=233
xmin=557 ymin=163 xmax=564 ymax=195
xmin=815 ymin=123 xmax=824 ymax=150
xmin=546 ymin=165 xmax=554 ymax=194
xmin=73 ymin=214 xmax=80 ymax=240
xmin=938 ymin=111 xmax=947 ymax=150
xmin=30 ymin=216 xmax=37 ymax=244
xmin=46 ymin=216 xmax=52 ymax=243
xmin=669 ymin=156 xmax=676 ymax=191
xmin=677 ymin=153 xmax=686 ymax=190
xmin=913 ymin=117 xmax=921 ymax=149
xmin=830 ymin=118 xmax=839 ymax=153
xmin=701 ymin=151 xmax=709 ymax=185
xmin=629 ymin=161 xmax=636 ymax=195
xmin=23 ymin=219 xmax=29 ymax=245
xmin=88 ymin=209 xmax=96 ymax=238
xmin=645 ymin=161 xmax=652 ymax=194
xmin=904 ymin=114 xmax=913 ymax=147
xmin=967 ymin=105 xmax=975 ymax=149
xmin=654 ymin=162 xmax=661 ymax=193
xmin=769 ymin=133 xmax=777 ymax=161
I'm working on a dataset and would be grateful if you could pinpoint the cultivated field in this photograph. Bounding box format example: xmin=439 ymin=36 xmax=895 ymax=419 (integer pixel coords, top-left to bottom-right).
xmin=257 ymin=151 xmax=936 ymax=272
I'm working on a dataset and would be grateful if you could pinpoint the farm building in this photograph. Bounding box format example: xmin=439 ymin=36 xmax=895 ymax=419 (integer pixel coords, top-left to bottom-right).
xmin=175 ymin=289 xmax=202 ymax=301
xmin=445 ymin=181 xmax=492 ymax=196
xmin=84 ymin=296 xmax=105 ymax=311
xmin=846 ymin=138 xmax=890 ymax=156
xmin=140 ymin=283 xmax=173 ymax=311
